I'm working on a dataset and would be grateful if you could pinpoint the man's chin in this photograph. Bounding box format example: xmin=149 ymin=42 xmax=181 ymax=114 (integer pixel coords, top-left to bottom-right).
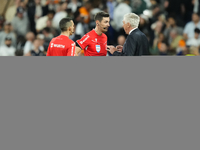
xmin=102 ymin=29 xmax=108 ymax=33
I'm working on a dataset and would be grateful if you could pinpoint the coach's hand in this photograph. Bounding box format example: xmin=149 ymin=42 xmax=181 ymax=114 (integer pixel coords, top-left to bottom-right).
xmin=116 ymin=45 xmax=123 ymax=53
xmin=107 ymin=46 xmax=117 ymax=54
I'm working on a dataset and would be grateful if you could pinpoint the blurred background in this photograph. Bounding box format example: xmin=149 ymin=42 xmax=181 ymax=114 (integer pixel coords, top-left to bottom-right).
xmin=0 ymin=0 xmax=200 ymax=56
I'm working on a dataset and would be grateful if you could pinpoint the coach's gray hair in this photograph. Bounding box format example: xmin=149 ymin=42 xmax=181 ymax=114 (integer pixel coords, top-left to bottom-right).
xmin=123 ymin=13 xmax=140 ymax=28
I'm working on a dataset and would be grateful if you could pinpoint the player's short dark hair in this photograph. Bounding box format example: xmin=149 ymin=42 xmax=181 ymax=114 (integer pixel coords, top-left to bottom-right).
xmin=94 ymin=12 xmax=109 ymax=22
xmin=59 ymin=17 xmax=72 ymax=32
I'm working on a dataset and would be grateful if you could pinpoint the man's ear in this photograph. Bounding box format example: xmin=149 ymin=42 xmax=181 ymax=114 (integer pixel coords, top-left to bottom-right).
xmin=96 ymin=20 xmax=99 ymax=26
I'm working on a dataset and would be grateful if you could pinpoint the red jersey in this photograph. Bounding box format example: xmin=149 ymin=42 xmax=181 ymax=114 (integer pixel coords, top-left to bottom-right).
xmin=76 ymin=30 xmax=108 ymax=56
xmin=47 ymin=35 xmax=76 ymax=56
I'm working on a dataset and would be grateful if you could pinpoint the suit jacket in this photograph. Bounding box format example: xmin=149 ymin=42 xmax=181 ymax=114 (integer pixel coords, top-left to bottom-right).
xmin=113 ymin=28 xmax=150 ymax=56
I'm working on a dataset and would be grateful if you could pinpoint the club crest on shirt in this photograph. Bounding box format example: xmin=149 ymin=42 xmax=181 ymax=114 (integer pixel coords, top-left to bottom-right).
xmin=96 ymin=45 xmax=101 ymax=53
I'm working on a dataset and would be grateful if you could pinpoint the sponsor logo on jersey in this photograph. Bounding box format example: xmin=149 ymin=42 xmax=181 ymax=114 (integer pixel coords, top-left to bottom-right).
xmin=96 ymin=45 xmax=101 ymax=53
xmin=51 ymin=43 xmax=65 ymax=48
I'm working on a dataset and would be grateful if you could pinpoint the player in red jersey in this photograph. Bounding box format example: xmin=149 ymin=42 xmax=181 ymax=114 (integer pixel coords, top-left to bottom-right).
xmin=47 ymin=18 xmax=76 ymax=56
xmin=76 ymin=12 xmax=110 ymax=56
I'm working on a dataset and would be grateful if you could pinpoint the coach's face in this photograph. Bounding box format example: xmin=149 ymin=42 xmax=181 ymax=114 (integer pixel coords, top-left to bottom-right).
xmin=100 ymin=17 xmax=110 ymax=33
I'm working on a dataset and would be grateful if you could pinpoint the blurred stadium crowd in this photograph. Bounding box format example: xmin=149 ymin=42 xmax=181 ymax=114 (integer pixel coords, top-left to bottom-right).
xmin=0 ymin=0 xmax=200 ymax=56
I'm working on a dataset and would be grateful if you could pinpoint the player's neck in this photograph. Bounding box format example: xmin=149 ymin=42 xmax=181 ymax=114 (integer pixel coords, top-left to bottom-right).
xmin=94 ymin=27 xmax=103 ymax=36
xmin=61 ymin=32 xmax=70 ymax=37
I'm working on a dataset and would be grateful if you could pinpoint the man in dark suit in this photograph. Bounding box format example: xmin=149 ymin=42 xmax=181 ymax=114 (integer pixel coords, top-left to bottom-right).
xmin=107 ymin=13 xmax=150 ymax=56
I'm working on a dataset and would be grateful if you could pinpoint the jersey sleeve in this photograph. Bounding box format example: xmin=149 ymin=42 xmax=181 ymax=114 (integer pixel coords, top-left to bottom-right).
xmin=67 ymin=42 xmax=76 ymax=56
xmin=76 ymin=34 xmax=90 ymax=50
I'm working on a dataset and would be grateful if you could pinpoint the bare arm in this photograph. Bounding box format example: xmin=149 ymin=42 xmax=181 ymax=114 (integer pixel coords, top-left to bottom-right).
xmin=75 ymin=47 xmax=82 ymax=56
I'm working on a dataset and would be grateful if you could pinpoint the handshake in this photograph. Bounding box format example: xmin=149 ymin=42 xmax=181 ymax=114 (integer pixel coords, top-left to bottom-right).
xmin=106 ymin=45 xmax=123 ymax=54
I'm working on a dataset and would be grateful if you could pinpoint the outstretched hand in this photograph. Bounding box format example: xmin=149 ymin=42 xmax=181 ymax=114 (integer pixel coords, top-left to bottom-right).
xmin=116 ymin=45 xmax=123 ymax=53
xmin=106 ymin=45 xmax=117 ymax=54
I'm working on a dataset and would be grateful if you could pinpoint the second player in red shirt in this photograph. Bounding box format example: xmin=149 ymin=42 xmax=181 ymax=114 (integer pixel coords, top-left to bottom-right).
xmin=47 ymin=18 xmax=76 ymax=56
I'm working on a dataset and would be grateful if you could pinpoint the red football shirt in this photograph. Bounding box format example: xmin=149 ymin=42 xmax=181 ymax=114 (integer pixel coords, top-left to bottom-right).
xmin=76 ymin=29 xmax=108 ymax=56
xmin=47 ymin=35 xmax=76 ymax=56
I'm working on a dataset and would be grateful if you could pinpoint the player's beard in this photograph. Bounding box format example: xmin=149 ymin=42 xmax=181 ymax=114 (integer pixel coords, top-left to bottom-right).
xmin=102 ymin=27 xmax=108 ymax=33
xmin=71 ymin=31 xmax=74 ymax=36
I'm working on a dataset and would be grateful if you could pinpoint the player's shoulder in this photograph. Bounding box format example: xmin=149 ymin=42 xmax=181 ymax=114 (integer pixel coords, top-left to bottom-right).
xmin=50 ymin=36 xmax=63 ymax=43
xmin=68 ymin=39 xmax=76 ymax=45
xmin=87 ymin=29 xmax=96 ymax=36
xmin=65 ymin=37 xmax=75 ymax=43
xmin=63 ymin=37 xmax=75 ymax=47
xmin=78 ymin=32 xmax=91 ymax=41
xmin=50 ymin=37 xmax=57 ymax=43
xmin=51 ymin=35 xmax=62 ymax=40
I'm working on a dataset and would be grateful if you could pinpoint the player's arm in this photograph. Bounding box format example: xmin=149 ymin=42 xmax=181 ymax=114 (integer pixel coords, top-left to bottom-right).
xmin=76 ymin=34 xmax=90 ymax=56
xmin=75 ymin=43 xmax=82 ymax=56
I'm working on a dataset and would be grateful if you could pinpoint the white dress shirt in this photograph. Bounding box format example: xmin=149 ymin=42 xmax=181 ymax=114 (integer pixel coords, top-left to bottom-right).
xmin=129 ymin=28 xmax=138 ymax=35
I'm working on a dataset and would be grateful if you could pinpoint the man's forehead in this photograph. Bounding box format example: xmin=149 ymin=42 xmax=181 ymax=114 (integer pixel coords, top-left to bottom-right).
xmin=102 ymin=17 xmax=110 ymax=21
